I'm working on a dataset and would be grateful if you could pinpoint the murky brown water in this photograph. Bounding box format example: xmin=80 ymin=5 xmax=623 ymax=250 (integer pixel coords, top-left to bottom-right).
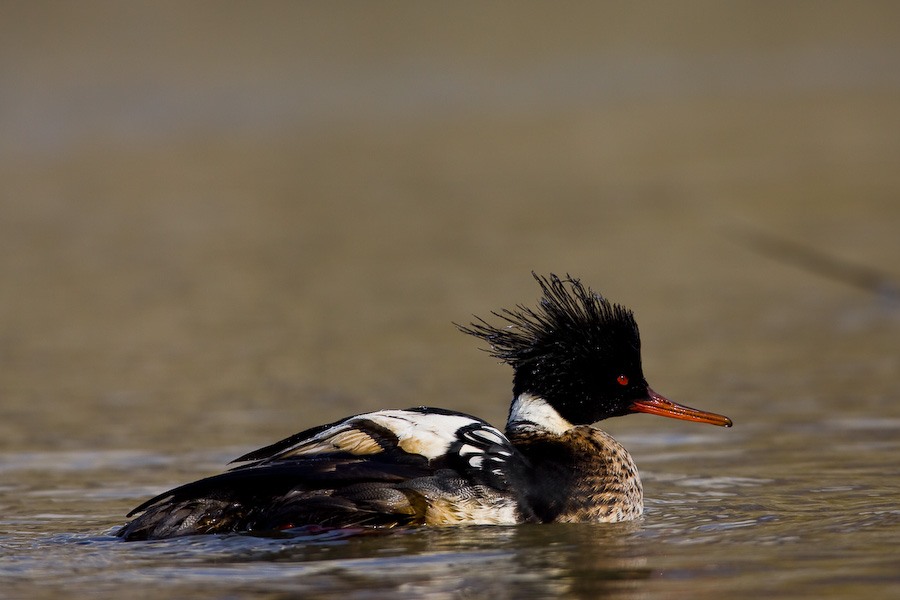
xmin=2 ymin=3 xmax=900 ymax=599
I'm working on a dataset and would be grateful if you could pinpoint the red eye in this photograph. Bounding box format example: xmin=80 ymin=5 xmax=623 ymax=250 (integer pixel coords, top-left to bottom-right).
xmin=617 ymin=375 xmax=629 ymax=386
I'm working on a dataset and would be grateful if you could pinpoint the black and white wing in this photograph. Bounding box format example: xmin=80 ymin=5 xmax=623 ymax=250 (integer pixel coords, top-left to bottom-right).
xmin=118 ymin=408 xmax=528 ymax=540
xmin=233 ymin=407 xmax=519 ymax=473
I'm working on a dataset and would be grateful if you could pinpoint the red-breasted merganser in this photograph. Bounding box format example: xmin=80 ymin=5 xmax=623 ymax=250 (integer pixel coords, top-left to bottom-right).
xmin=118 ymin=273 xmax=731 ymax=540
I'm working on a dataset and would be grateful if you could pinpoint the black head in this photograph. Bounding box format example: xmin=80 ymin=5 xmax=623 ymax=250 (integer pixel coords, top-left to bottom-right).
xmin=458 ymin=273 xmax=733 ymax=429
xmin=457 ymin=273 xmax=649 ymax=425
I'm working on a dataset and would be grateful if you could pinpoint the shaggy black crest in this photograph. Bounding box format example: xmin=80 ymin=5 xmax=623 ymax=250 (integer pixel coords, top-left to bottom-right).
xmin=457 ymin=273 xmax=646 ymax=424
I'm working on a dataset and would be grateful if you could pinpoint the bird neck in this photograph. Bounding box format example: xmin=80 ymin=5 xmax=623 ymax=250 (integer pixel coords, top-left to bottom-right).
xmin=506 ymin=393 xmax=575 ymax=436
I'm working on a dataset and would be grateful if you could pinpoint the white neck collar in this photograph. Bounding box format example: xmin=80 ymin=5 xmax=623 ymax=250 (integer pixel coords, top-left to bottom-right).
xmin=507 ymin=393 xmax=575 ymax=435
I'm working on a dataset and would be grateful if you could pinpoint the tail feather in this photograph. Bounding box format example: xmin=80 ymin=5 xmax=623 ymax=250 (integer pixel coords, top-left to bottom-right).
xmin=117 ymin=498 xmax=245 ymax=540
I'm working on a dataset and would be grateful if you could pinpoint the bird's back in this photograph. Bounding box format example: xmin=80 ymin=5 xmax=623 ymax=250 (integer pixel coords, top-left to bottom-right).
xmin=117 ymin=408 xmax=530 ymax=540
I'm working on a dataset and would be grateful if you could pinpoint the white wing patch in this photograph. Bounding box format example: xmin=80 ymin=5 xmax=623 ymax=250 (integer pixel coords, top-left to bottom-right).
xmin=466 ymin=455 xmax=484 ymax=469
xmin=457 ymin=444 xmax=481 ymax=456
xmin=464 ymin=428 xmax=507 ymax=446
xmin=457 ymin=443 xmax=485 ymax=469
xmin=277 ymin=410 xmax=496 ymax=461
xmin=451 ymin=423 xmax=522 ymax=484
xmin=366 ymin=411 xmax=493 ymax=460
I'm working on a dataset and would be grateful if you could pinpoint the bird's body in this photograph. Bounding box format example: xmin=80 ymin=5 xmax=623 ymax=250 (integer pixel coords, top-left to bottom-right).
xmin=118 ymin=274 xmax=731 ymax=541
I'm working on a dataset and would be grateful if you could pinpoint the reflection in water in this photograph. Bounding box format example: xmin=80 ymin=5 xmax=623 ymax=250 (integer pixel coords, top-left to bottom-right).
xmin=5 ymin=525 xmax=650 ymax=599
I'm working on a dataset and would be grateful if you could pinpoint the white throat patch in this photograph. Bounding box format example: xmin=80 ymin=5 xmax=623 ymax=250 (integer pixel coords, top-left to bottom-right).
xmin=506 ymin=393 xmax=575 ymax=435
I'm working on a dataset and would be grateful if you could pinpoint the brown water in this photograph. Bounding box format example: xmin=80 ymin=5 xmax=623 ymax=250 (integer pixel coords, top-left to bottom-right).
xmin=2 ymin=3 xmax=900 ymax=599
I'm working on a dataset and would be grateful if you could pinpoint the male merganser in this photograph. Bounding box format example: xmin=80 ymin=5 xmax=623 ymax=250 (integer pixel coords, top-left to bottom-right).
xmin=118 ymin=273 xmax=731 ymax=540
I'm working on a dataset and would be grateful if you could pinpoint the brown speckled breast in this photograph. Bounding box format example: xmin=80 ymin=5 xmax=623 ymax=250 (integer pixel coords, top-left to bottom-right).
xmin=507 ymin=425 xmax=643 ymax=523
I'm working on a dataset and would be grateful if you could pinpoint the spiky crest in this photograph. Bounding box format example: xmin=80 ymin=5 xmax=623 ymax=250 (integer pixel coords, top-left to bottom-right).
xmin=456 ymin=273 xmax=645 ymax=425
xmin=457 ymin=273 xmax=638 ymax=366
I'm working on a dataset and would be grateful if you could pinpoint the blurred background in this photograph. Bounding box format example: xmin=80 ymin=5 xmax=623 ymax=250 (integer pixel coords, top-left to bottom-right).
xmin=3 ymin=3 xmax=900 ymax=598
xmin=1 ymin=1 xmax=898 ymax=459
